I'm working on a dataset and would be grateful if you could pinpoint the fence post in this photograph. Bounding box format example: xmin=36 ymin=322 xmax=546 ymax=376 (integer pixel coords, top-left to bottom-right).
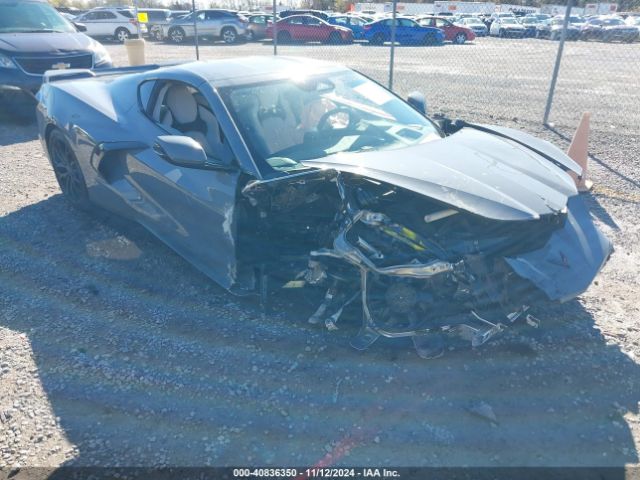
xmin=192 ymin=0 xmax=199 ymax=60
xmin=543 ymin=0 xmax=574 ymax=125
xmin=272 ymin=0 xmax=278 ymax=55
xmin=388 ymin=0 xmax=398 ymax=90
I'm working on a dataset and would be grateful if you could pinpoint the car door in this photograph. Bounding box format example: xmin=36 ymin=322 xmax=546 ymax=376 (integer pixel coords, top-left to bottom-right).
xmin=203 ymin=10 xmax=222 ymax=36
xmin=435 ymin=18 xmax=454 ymax=40
xmin=123 ymin=79 xmax=242 ymax=290
xmin=286 ymin=16 xmax=304 ymax=40
xmin=97 ymin=11 xmax=119 ymax=36
xmin=399 ymin=18 xmax=420 ymax=44
xmin=304 ymin=16 xmax=327 ymax=42
xmin=77 ymin=11 xmax=101 ymax=36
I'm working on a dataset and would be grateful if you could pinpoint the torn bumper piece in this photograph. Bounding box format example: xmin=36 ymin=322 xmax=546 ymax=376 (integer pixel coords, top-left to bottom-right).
xmin=506 ymin=195 xmax=612 ymax=303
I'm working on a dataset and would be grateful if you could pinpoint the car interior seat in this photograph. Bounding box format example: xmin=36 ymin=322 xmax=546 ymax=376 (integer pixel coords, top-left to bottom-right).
xmin=155 ymin=83 xmax=232 ymax=164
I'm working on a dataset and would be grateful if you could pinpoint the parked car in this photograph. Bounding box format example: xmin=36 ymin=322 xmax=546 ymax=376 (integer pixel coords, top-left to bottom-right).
xmin=73 ymin=7 xmax=146 ymax=43
xmin=278 ymin=9 xmax=330 ymax=21
xmin=162 ymin=9 xmax=248 ymax=44
xmin=581 ymin=16 xmax=639 ymax=42
xmin=456 ymin=17 xmax=488 ymax=37
xmin=149 ymin=10 xmax=190 ymax=41
xmin=327 ymin=15 xmax=369 ymax=40
xmin=266 ymin=15 xmax=352 ymax=44
xmin=35 ymin=56 xmax=612 ymax=358
xmin=418 ymin=16 xmax=476 ymax=44
xmin=519 ymin=16 xmax=541 ymax=37
xmin=489 ymin=17 xmax=526 ymax=37
xmin=0 ymin=0 xmax=111 ymax=119
xmin=137 ymin=8 xmax=170 ymax=40
xmin=246 ymin=14 xmax=272 ymax=41
xmin=364 ymin=17 xmax=445 ymax=45
xmin=538 ymin=16 xmax=583 ymax=40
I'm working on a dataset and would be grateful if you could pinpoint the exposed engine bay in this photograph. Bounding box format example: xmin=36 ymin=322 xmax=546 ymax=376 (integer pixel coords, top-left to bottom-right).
xmin=238 ymin=168 xmax=584 ymax=358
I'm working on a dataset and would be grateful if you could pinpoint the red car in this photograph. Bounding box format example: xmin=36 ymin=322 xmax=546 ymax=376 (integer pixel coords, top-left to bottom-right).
xmin=266 ymin=14 xmax=353 ymax=44
xmin=418 ymin=16 xmax=476 ymax=43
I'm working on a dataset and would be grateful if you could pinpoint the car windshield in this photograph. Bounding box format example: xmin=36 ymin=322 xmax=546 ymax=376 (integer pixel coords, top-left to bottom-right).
xmin=219 ymin=70 xmax=441 ymax=174
xmin=0 ymin=1 xmax=76 ymax=33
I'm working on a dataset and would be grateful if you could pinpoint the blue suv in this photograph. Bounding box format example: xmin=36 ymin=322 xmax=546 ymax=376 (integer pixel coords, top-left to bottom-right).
xmin=364 ymin=17 xmax=445 ymax=45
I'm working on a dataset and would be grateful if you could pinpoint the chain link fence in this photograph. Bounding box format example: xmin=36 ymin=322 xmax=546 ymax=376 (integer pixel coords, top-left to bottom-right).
xmin=133 ymin=6 xmax=640 ymax=135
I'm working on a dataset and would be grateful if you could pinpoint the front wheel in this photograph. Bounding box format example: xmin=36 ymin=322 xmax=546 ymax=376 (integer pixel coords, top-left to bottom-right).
xmin=168 ymin=27 xmax=186 ymax=44
xmin=48 ymin=129 xmax=90 ymax=210
xmin=454 ymin=32 xmax=467 ymax=44
xmin=114 ymin=27 xmax=130 ymax=43
xmin=221 ymin=27 xmax=237 ymax=44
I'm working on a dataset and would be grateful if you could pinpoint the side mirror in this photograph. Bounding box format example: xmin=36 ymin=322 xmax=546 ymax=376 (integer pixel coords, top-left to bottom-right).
xmin=407 ymin=91 xmax=427 ymax=115
xmin=154 ymin=136 xmax=208 ymax=168
xmin=73 ymin=22 xmax=87 ymax=32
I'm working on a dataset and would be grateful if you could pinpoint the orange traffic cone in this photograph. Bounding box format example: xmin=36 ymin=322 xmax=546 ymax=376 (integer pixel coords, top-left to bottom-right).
xmin=567 ymin=112 xmax=593 ymax=192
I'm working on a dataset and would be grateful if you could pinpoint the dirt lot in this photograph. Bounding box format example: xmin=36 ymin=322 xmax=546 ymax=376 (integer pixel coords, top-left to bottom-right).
xmin=1 ymin=38 xmax=640 ymax=472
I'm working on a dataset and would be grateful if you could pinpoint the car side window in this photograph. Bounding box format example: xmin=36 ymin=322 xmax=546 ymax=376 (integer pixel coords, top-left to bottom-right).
xmin=305 ymin=17 xmax=321 ymax=26
xmin=144 ymin=81 xmax=233 ymax=163
xmin=251 ymin=16 xmax=266 ymax=24
xmin=288 ymin=17 xmax=304 ymax=24
xmin=400 ymin=19 xmax=416 ymax=27
xmin=333 ymin=17 xmax=347 ymax=25
xmin=350 ymin=17 xmax=365 ymax=26
xmin=100 ymin=12 xmax=117 ymax=20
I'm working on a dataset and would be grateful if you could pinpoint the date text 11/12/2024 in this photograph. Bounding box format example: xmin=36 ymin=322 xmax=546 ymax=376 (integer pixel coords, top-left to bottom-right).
xmin=232 ymin=468 xmax=401 ymax=478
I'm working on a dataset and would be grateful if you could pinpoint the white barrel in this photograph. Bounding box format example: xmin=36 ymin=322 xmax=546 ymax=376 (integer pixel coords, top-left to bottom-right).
xmin=124 ymin=38 xmax=146 ymax=66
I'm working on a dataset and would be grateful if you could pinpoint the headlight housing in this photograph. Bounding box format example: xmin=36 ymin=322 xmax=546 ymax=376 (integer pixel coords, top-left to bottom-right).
xmin=93 ymin=42 xmax=111 ymax=66
xmin=0 ymin=53 xmax=16 ymax=69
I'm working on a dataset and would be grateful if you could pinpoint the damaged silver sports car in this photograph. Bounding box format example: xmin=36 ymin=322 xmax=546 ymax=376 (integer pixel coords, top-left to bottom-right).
xmin=36 ymin=57 xmax=612 ymax=358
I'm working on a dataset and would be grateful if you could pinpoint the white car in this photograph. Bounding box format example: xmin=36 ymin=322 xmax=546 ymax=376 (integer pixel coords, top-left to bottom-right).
xmin=74 ymin=7 xmax=147 ymax=43
xmin=490 ymin=16 xmax=526 ymax=37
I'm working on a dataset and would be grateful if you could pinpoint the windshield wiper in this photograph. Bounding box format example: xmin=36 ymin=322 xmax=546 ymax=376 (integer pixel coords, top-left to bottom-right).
xmin=17 ymin=29 xmax=65 ymax=33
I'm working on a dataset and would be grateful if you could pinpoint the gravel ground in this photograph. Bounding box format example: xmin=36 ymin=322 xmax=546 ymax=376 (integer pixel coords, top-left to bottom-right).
xmin=0 ymin=38 xmax=639 ymax=471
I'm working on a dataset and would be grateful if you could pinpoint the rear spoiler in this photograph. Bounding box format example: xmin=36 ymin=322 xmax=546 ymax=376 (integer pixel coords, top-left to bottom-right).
xmin=42 ymin=63 xmax=181 ymax=84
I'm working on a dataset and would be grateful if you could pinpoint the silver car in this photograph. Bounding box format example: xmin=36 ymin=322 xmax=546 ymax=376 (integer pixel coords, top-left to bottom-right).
xmin=162 ymin=9 xmax=248 ymax=44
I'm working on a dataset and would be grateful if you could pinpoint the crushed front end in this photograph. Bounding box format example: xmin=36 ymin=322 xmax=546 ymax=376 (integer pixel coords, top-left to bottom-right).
xmin=240 ymin=169 xmax=612 ymax=358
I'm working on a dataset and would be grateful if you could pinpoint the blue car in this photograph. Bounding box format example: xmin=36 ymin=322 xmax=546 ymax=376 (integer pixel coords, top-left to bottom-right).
xmin=327 ymin=15 xmax=369 ymax=40
xmin=363 ymin=17 xmax=444 ymax=45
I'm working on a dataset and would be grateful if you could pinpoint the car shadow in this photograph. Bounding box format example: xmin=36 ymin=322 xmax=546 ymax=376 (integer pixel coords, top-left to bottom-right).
xmin=0 ymin=195 xmax=638 ymax=472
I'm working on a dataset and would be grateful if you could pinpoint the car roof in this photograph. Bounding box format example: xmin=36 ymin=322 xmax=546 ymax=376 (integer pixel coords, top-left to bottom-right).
xmin=142 ymin=56 xmax=348 ymax=88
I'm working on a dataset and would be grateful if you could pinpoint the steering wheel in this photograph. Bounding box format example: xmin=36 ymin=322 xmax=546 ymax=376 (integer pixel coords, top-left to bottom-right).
xmin=316 ymin=107 xmax=357 ymax=131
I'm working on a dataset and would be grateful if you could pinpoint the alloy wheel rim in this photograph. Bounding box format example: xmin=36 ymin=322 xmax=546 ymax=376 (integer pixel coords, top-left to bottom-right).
xmin=51 ymin=138 xmax=84 ymax=203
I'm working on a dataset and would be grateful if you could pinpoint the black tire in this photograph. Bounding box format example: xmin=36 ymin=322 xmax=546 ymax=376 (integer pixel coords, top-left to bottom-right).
xmin=114 ymin=27 xmax=130 ymax=43
xmin=168 ymin=26 xmax=186 ymax=44
xmin=221 ymin=27 xmax=237 ymax=44
xmin=277 ymin=30 xmax=291 ymax=44
xmin=454 ymin=32 xmax=467 ymax=44
xmin=370 ymin=32 xmax=385 ymax=45
xmin=328 ymin=31 xmax=342 ymax=44
xmin=48 ymin=129 xmax=91 ymax=210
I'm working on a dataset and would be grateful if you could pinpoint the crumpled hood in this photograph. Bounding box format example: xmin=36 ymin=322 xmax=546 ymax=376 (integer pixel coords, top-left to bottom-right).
xmin=0 ymin=32 xmax=95 ymax=54
xmin=302 ymin=127 xmax=579 ymax=221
